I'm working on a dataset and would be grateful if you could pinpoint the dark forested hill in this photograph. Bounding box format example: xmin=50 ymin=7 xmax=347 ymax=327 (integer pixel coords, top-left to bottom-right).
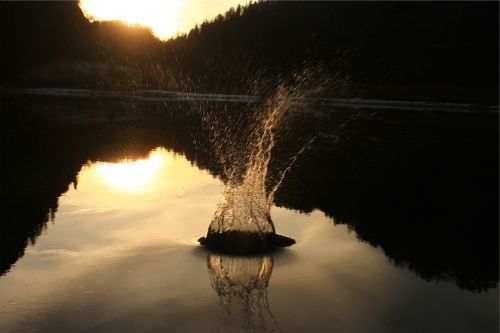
xmin=162 ymin=1 xmax=499 ymax=100
xmin=0 ymin=1 xmax=162 ymax=89
xmin=1 ymin=1 xmax=498 ymax=102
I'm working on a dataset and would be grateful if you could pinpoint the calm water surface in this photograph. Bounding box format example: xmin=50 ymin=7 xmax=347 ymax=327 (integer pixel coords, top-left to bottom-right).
xmin=0 ymin=147 xmax=497 ymax=332
xmin=0 ymin=96 xmax=498 ymax=332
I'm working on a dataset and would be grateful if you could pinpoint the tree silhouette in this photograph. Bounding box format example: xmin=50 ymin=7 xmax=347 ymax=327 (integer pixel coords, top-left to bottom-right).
xmin=1 ymin=1 xmax=498 ymax=102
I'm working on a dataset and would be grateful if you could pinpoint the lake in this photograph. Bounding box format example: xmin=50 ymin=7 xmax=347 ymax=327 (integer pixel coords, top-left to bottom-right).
xmin=0 ymin=91 xmax=498 ymax=332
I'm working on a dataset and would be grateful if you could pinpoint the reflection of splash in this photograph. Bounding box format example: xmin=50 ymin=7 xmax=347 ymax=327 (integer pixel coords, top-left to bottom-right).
xmin=207 ymin=254 xmax=280 ymax=332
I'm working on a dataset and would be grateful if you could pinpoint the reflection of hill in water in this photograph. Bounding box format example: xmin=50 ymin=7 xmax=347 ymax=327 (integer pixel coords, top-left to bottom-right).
xmin=1 ymin=96 xmax=498 ymax=292
xmin=273 ymin=111 xmax=499 ymax=292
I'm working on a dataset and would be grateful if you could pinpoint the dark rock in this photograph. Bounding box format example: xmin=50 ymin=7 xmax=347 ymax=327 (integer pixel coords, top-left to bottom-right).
xmin=198 ymin=231 xmax=295 ymax=254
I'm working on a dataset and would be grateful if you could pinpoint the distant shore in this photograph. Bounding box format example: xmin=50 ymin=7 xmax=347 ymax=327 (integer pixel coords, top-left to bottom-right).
xmin=2 ymin=86 xmax=498 ymax=114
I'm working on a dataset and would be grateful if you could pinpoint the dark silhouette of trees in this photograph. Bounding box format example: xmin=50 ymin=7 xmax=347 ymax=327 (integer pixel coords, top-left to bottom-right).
xmin=1 ymin=1 xmax=498 ymax=101
xmin=1 ymin=1 xmax=162 ymax=88
xmin=0 ymin=2 xmax=498 ymax=287
xmin=161 ymin=1 xmax=499 ymax=100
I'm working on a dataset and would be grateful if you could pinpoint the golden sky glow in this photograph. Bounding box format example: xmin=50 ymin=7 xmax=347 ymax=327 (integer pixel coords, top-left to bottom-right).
xmin=78 ymin=0 xmax=244 ymax=40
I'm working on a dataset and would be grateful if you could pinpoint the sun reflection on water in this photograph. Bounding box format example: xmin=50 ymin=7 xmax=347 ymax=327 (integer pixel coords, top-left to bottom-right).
xmin=94 ymin=148 xmax=168 ymax=193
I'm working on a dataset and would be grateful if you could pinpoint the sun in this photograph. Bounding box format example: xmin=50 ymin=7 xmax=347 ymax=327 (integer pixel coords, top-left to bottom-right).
xmin=78 ymin=0 xmax=244 ymax=41
xmin=79 ymin=0 xmax=183 ymax=40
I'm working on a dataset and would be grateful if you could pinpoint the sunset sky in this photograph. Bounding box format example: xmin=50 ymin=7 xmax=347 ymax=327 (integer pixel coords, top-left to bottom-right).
xmin=78 ymin=0 xmax=244 ymax=40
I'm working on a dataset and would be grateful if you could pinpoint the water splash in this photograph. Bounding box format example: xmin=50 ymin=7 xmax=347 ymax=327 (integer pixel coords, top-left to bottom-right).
xmin=198 ymin=85 xmax=312 ymax=252
xmin=209 ymin=88 xmax=289 ymax=235
xmin=199 ymin=70 xmax=341 ymax=253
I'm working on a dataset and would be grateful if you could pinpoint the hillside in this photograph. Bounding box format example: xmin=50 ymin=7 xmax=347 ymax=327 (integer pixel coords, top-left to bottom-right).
xmin=1 ymin=1 xmax=498 ymax=102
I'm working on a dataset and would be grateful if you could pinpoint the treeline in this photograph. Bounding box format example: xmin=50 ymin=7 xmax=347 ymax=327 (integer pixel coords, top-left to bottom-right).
xmin=0 ymin=2 xmax=163 ymax=89
xmin=163 ymin=1 xmax=499 ymax=99
xmin=1 ymin=1 xmax=498 ymax=101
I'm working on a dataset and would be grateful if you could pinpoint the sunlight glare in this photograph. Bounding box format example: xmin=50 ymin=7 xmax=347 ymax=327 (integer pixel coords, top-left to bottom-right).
xmin=78 ymin=0 xmax=244 ymax=40
xmin=79 ymin=0 xmax=181 ymax=39
xmin=96 ymin=149 xmax=168 ymax=193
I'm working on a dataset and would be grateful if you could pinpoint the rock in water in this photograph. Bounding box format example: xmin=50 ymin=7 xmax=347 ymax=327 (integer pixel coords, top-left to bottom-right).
xmin=198 ymin=231 xmax=295 ymax=254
